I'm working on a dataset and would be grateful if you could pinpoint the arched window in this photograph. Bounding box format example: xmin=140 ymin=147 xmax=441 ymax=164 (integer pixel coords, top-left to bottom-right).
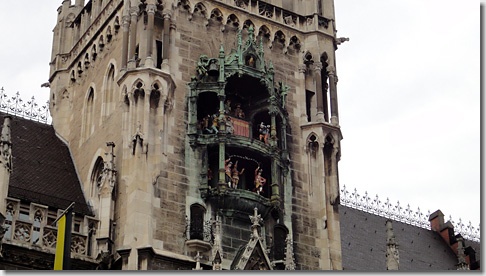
xmin=307 ymin=134 xmax=319 ymax=197
xmin=91 ymin=157 xmax=104 ymax=197
xmin=102 ymin=64 xmax=116 ymax=118
xmin=83 ymin=87 xmax=95 ymax=140
xmin=189 ymin=204 xmax=205 ymax=240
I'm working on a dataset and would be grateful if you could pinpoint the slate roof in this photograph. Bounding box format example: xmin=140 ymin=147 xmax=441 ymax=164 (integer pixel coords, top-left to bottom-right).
xmin=2 ymin=113 xmax=92 ymax=216
xmin=339 ymin=205 xmax=480 ymax=271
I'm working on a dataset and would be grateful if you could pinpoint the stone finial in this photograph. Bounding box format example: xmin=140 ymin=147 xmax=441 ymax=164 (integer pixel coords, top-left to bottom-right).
xmin=193 ymin=251 xmax=203 ymax=270
xmin=385 ymin=219 xmax=399 ymax=270
xmin=219 ymin=43 xmax=225 ymax=56
xmin=249 ymin=207 xmax=263 ymax=238
xmin=456 ymin=237 xmax=469 ymax=270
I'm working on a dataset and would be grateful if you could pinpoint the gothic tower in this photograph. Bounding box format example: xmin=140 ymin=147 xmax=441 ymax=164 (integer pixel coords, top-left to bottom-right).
xmin=48 ymin=0 xmax=344 ymax=270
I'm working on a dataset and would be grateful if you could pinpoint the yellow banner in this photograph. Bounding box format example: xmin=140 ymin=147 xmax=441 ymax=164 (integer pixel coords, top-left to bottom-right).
xmin=54 ymin=215 xmax=66 ymax=270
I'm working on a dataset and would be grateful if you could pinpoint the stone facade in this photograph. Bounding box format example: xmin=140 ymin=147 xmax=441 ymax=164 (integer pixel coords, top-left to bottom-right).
xmin=46 ymin=0 xmax=344 ymax=270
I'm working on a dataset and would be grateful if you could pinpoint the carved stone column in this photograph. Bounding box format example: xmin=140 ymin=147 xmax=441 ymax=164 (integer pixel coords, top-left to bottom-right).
xmin=162 ymin=9 xmax=172 ymax=71
xmin=218 ymin=95 xmax=226 ymax=190
xmin=327 ymin=66 xmax=339 ymax=126
xmin=97 ymin=142 xmax=117 ymax=255
xmin=128 ymin=6 xmax=139 ymax=70
xmin=328 ymin=145 xmax=339 ymax=205
xmin=121 ymin=15 xmax=130 ymax=69
xmin=298 ymin=65 xmax=307 ymax=124
xmin=144 ymin=3 xmax=156 ymax=68
xmin=314 ymin=62 xmax=325 ymax=122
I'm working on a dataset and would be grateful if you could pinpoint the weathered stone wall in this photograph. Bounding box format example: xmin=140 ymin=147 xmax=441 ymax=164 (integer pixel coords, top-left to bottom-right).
xmin=49 ymin=0 xmax=342 ymax=270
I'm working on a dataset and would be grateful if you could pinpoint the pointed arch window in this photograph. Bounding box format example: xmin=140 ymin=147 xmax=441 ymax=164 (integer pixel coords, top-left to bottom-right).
xmin=102 ymin=64 xmax=116 ymax=119
xmin=82 ymin=87 xmax=95 ymax=140
xmin=91 ymin=157 xmax=104 ymax=197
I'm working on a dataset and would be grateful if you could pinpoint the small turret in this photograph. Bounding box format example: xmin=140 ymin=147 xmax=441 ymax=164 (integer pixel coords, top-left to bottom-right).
xmin=385 ymin=219 xmax=399 ymax=270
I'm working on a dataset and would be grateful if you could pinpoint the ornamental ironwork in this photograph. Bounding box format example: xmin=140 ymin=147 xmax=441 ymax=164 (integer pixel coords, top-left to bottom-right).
xmin=340 ymin=185 xmax=480 ymax=242
xmin=183 ymin=216 xmax=214 ymax=244
xmin=0 ymin=87 xmax=51 ymax=124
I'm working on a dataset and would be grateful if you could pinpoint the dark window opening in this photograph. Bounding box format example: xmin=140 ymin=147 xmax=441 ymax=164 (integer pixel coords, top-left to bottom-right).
xmin=150 ymin=90 xmax=161 ymax=109
xmin=305 ymin=90 xmax=315 ymax=122
xmin=190 ymin=205 xmax=205 ymax=240
xmin=156 ymin=40 xmax=163 ymax=69
xmin=273 ymin=224 xmax=288 ymax=267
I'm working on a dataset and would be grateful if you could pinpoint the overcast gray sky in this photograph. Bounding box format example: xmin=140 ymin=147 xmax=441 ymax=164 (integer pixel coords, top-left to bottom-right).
xmin=0 ymin=1 xmax=480 ymax=230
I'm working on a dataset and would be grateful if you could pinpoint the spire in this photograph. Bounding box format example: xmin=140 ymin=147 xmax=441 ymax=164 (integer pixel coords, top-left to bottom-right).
xmin=212 ymin=215 xmax=223 ymax=270
xmin=268 ymin=60 xmax=274 ymax=75
xmin=248 ymin=25 xmax=254 ymax=42
xmin=385 ymin=219 xmax=399 ymax=270
xmin=219 ymin=43 xmax=225 ymax=56
xmin=259 ymin=37 xmax=264 ymax=54
xmin=284 ymin=234 xmax=296 ymax=270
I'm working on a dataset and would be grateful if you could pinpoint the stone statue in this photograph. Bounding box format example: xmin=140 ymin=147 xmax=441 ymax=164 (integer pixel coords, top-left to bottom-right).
xmin=231 ymin=161 xmax=245 ymax=189
xmin=278 ymin=81 xmax=290 ymax=108
xmin=254 ymin=167 xmax=266 ymax=195
xmin=197 ymin=55 xmax=210 ymax=78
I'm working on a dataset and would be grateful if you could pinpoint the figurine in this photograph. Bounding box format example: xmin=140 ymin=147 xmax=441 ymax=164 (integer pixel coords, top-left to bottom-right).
xmin=211 ymin=114 xmax=219 ymax=134
xmin=202 ymin=115 xmax=211 ymax=133
xmin=224 ymin=99 xmax=232 ymax=114
xmin=225 ymin=159 xmax=233 ymax=186
xmin=225 ymin=116 xmax=235 ymax=134
xmin=234 ymin=103 xmax=245 ymax=119
xmin=231 ymin=161 xmax=245 ymax=189
xmin=265 ymin=125 xmax=270 ymax=144
xmin=197 ymin=119 xmax=203 ymax=134
xmin=258 ymin=122 xmax=269 ymax=144
xmin=207 ymin=168 xmax=213 ymax=181
xmin=254 ymin=167 xmax=266 ymax=195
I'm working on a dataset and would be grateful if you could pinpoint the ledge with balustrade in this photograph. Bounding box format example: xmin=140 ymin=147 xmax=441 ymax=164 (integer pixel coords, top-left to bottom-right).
xmin=3 ymin=198 xmax=98 ymax=262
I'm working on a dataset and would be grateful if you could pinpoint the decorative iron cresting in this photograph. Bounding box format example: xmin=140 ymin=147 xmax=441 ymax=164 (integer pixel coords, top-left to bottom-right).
xmin=0 ymin=88 xmax=51 ymax=124
xmin=340 ymin=185 xmax=480 ymax=242
xmin=183 ymin=216 xmax=214 ymax=244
